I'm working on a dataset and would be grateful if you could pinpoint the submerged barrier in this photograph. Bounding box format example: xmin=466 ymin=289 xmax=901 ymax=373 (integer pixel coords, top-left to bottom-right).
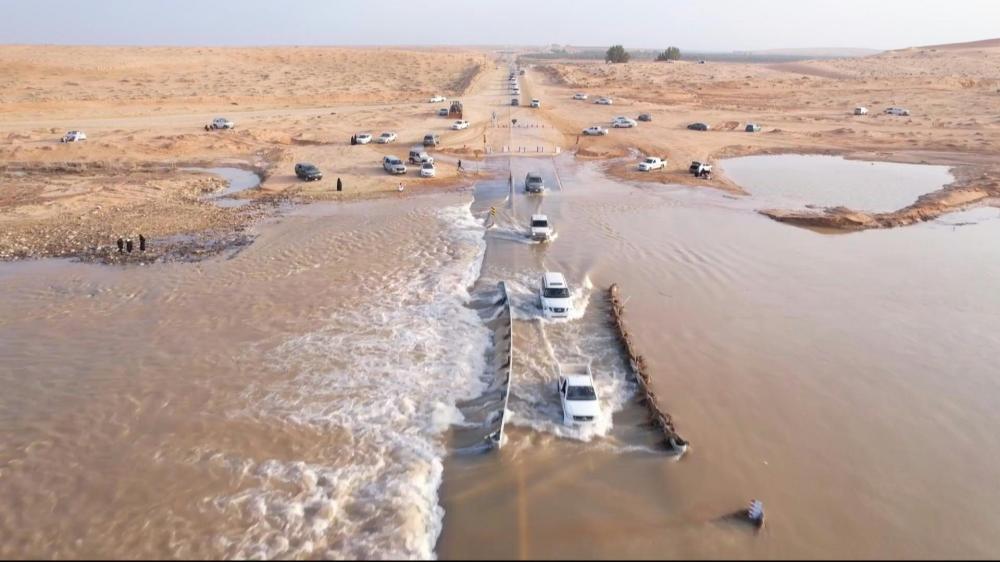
xmin=485 ymin=281 xmax=514 ymax=450
xmin=608 ymin=283 xmax=689 ymax=457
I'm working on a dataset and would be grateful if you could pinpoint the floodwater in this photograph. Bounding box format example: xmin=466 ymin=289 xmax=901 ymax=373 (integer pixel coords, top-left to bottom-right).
xmin=184 ymin=167 xmax=262 ymax=207
xmin=2 ymin=155 xmax=1000 ymax=559
xmin=720 ymin=154 xmax=954 ymax=212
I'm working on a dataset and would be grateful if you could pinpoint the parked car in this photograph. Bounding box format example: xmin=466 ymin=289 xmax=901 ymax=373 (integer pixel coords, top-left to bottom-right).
xmin=420 ymin=162 xmax=436 ymax=178
xmin=530 ymin=214 xmax=553 ymax=242
xmin=525 ymin=173 xmax=545 ymax=194
xmin=582 ymin=126 xmax=608 ymax=136
xmin=687 ymin=122 xmax=710 ymax=131
xmin=511 ymin=98 xmax=520 ymax=106
xmin=437 ymin=108 xmax=449 ymax=117
xmin=539 ymin=271 xmax=572 ymax=319
xmin=745 ymin=123 xmax=762 ymax=132
xmin=885 ymin=107 xmax=911 ymax=116
xmin=595 ymin=97 xmax=613 ymax=105
xmin=689 ymin=161 xmax=713 ymax=176
xmin=638 ymin=113 xmax=652 ymax=122
xmin=557 ymin=363 xmax=600 ymax=426
xmin=423 ymin=133 xmax=440 ymax=147
xmin=377 ymin=132 xmax=398 ymax=143
xmin=612 ymin=116 xmax=637 ymax=128
xmin=207 ymin=117 xmax=234 ymax=130
xmin=60 ymin=130 xmax=87 ymax=143
xmin=452 ymin=120 xmax=470 ymax=130
xmin=408 ymin=147 xmax=434 ymax=165
xmin=294 ymin=163 xmax=323 ymax=181
xmin=854 ymin=106 xmax=869 ymax=116
xmin=530 ymin=99 xmax=541 ymax=108
xmin=429 ymin=95 xmax=446 ymax=103
xmin=638 ymin=157 xmax=665 ymax=171
xmin=383 ymin=156 xmax=407 ymax=174
xmin=355 ymin=132 xmax=373 ymax=144
xmin=573 ymin=93 xmax=588 ymax=100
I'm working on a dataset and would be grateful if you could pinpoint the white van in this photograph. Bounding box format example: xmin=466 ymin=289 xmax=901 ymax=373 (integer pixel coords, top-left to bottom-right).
xmin=539 ymin=272 xmax=572 ymax=319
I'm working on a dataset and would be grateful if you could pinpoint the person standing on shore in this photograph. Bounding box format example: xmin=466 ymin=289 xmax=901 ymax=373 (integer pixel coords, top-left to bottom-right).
xmin=125 ymin=238 xmax=133 ymax=253
xmin=116 ymin=238 xmax=124 ymax=253
xmin=457 ymin=159 xmax=463 ymax=172
xmin=139 ymin=234 xmax=146 ymax=252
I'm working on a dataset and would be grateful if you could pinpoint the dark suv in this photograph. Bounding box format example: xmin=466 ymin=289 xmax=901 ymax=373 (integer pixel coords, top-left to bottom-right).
xmin=524 ymin=173 xmax=545 ymax=193
xmin=295 ymin=163 xmax=323 ymax=181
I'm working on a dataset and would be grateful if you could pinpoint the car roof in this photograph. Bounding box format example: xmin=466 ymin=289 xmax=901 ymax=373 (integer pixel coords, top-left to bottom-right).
xmin=543 ymin=271 xmax=567 ymax=286
xmin=531 ymin=214 xmax=548 ymax=220
xmin=565 ymin=374 xmax=595 ymax=387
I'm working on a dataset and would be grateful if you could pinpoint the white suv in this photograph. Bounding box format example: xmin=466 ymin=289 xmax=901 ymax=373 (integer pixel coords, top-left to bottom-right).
xmin=530 ymin=214 xmax=553 ymax=241
xmin=595 ymin=97 xmax=613 ymax=105
xmin=884 ymin=107 xmax=911 ymax=116
xmin=60 ymin=130 xmax=87 ymax=143
xmin=612 ymin=116 xmax=637 ymax=128
xmin=539 ymin=272 xmax=572 ymax=319
xmin=355 ymin=133 xmax=373 ymax=144
xmin=573 ymin=93 xmax=588 ymax=100
xmin=558 ymin=364 xmax=601 ymax=427
xmin=638 ymin=157 xmax=665 ymax=171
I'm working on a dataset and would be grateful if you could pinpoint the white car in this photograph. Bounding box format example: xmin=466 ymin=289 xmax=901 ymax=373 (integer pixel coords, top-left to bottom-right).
xmin=60 ymin=130 xmax=87 ymax=143
xmin=612 ymin=116 xmax=637 ymax=128
xmin=530 ymin=99 xmax=541 ymax=108
xmin=376 ymin=132 xmax=397 ymax=144
xmin=355 ymin=133 xmax=373 ymax=144
xmin=854 ymin=107 xmax=869 ymax=116
xmin=595 ymin=97 xmax=613 ymax=105
xmin=530 ymin=214 xmax=553 ymax=241
xmin=539 ymin=271 xmax=572 ymax=319
xmin=209 ymin=117 xmax=234 ymax=130
xmin=430 ymin=95 xmax=446 ymax=103
xmin=420 ymin=162 xmax=436 ymax=178
xmin=582 ymin=126 xmax=608 ymax=136
xmin=638 ymin=157 xmax=665 ymax=171
xmin=573 ymin=93 xmax=588 ymax=100
xmin=885 ymin=107 xmax=911 ymax=116
xmin=557 ymin=364 xmax=601 ymax=426
xmin=452 ymin=120 xmax=470 ymax=130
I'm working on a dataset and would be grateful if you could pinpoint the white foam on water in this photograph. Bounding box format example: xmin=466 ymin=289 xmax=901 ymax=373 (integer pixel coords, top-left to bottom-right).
xmin=210 ymin=202 xmax=489 ymax=560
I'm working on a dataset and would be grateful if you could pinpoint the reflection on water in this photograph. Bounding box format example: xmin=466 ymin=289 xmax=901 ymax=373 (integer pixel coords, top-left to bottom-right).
xmin=720 ymin=154 xmax=953 ymax=212
xmin=184 ymin=167 xmax=261 ymax=207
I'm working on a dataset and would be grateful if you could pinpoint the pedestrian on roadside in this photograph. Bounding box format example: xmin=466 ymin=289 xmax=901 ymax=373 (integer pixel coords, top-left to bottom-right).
xmin=117 ymin=238 xmax=124 ymax=253
xmin=457 ymin=159 xmax=463 ymax=171
xmin=139 ymin=234 xmax=146 ymax=252
xmin=398 ymin=182 xmax=405 ymax=193
xmin=336 ymin=177 xmax=343 ymax=192
xmin=125 ymin=238 xmax=133 ymax=253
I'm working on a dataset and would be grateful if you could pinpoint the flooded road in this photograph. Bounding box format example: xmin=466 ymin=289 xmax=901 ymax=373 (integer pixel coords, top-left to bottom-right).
xmin=2 ymin=154 xmax=1000 ymax=558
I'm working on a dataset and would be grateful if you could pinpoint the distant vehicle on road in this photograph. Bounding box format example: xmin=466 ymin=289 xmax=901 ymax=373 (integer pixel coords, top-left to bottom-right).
xmin=437 ymin=108 xmax=449 ymax=117
xmin=638 ymin=157 xmax=665 ymax=171
xmin=638 ymin=113 xmax=652 ymax=122
xmin=355 ymin=132 xmax=373 ymax=144
xmin=612 ymin=116 xmax=637 ymax=128
xmin=573 ymin=93 xmax=588 ymax=100
xmin=423 ymin=133 xmax=440 ymax=146
xmin=294 ymin=163 xmax=323 ymax=181
xmin=452 ymin=120 xmax=470 ymax=130
xmin=885 ymin=107 xmax=911 ymax=116
xmin=408 ymin=147 xmax=434 ymax=164
xmin=854 ymin=106 xmax=869 ymax=116
xmin=539 ymin=272 xmax=572 ymax=319
xmin=557 ymin=363 xmax=600 ymax=426
xmin=429 ymin=95 xmax=446 ymax=103
xmin=530 ymin=214 xmax=553 ymax=241
xmin=377 ymin=132 xmax=398 ymax=143
xmin=582 ymin=126 xmax=608 ymax=136
xmin=745 ymin=123 xmax=762 ymax=132
xmin=383 ymin=155 xmax=407 ymax=174
xmin=525 ymin=173 xmax=546 ymax=194
xmin=206 ymin=117 xmax=234 ymax=130
xmin=530 ymin=99 xmax=541 ymax=108
xmin=420 ymin=162 xmax=436 ymax=177
xmin=60 ymin=130 xmax=87 ymax=143
xmin=687 ymin=122 xmax=710 ymax=131
xmin=595 ymin=97 xmax=613 ymax=105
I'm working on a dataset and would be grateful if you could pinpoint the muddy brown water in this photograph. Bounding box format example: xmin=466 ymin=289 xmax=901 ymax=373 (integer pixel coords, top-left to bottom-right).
xmin=1 ymin=155 xmax=999 ymax=559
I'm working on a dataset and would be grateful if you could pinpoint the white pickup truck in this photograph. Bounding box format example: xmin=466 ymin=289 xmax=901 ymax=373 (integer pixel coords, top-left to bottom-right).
xmin=638 ymin=157 xmax=666 ymax=171
xmin=206 ymin=117 xmax=234 ymax=130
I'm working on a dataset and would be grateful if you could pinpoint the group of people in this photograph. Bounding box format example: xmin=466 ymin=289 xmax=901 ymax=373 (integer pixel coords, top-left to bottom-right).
xmin=116 ymin=235 xmax=146 ymax=254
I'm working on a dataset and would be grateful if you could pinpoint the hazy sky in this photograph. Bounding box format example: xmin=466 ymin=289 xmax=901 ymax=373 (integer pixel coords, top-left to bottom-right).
xmin=1 ymin=0 xmax=997 ymax=51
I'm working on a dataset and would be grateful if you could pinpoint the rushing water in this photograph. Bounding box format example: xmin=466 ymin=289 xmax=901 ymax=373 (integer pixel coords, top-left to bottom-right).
xmin=184 ymin=167 xmax=262 ymax=207
xmin=720 ymin=154 xmax=954 ymax=212
xmin=2 ymin=155 xmax=1000 ymax=559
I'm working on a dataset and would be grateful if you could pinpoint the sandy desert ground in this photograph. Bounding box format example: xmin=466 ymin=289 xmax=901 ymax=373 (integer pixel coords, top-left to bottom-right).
xmin=2 ymin=40 xmax=999 ymax=261
xmin=525 ymin=39 xmax=1000 ymax=227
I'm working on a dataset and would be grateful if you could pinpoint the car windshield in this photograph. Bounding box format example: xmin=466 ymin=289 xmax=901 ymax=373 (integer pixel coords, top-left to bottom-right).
xmin=566 ymin=385 xmax=597 ymax=401
xmin=645 ymin=159 xmax=656 ymax=164
xmin=531 ymin=219 xmax=548 ymax=227
xmin=527 ymin=175 xmax=541 ymax=183
xmin=544 ymin=287 xmax=570 ymax=299
xmin=422 ymin=163 xmax=433 ymax=169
